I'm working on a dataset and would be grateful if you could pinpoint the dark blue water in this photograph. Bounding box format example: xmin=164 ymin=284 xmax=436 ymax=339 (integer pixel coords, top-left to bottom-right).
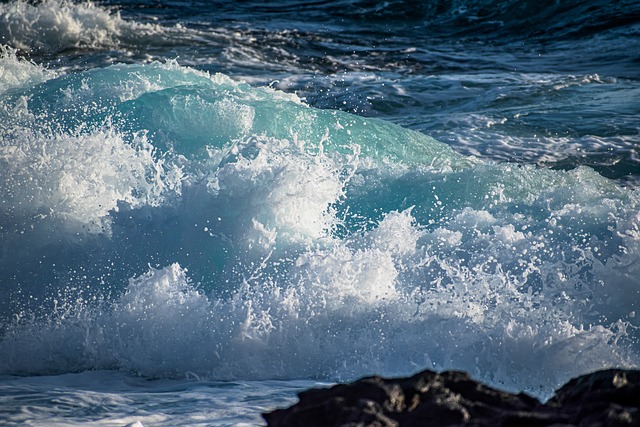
xmin=0 ymin=1 xmax=639 ymax=425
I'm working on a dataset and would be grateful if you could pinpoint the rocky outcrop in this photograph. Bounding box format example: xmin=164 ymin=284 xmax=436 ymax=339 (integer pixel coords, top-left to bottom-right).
xmin=263 ymin=368 xmax=640 ymax=426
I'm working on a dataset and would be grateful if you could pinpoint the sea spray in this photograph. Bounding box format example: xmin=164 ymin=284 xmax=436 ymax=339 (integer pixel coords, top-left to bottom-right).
xmin=0 ymin=0 xmax=167 ymax=54
xmin=1 ymin=53 xmax=639 ymax=398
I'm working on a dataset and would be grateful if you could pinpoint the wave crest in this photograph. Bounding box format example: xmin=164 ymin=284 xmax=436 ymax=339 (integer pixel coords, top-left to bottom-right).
xmin=0 ymin=0 xmax=165 ymax=53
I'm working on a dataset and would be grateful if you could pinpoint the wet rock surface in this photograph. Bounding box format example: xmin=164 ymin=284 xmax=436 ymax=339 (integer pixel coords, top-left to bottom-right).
xmin=263 ymin=369 xmax=640 ymax=426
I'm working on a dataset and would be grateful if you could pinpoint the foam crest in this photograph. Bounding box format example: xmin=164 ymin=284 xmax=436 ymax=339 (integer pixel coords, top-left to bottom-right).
xmin=111 ymin=263 xmax=216 ymax=375
xmin=293 ymin=209 xmax=419 ymax=308
xmin=0 ymin=126 xmax=182 ymax=235
xmin=0 ymin=0 xmax=164 ymax=54
xmin=0 ymin=46 xmax=56 ymax=94
xmin=208 ymin=135 xmax=351 ymax=251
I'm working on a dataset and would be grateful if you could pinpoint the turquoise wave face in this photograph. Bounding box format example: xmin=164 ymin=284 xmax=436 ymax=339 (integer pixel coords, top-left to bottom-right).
xmin=6 ymin=60 xmax=470 ymax=166
xmin=1 ymin=54 xmax=639 ymax=397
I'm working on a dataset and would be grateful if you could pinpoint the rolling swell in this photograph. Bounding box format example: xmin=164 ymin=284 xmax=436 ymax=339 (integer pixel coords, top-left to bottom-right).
xmin=1 ymin=51 xmax=639 ymax=397
xmin=110 ymin=0 xmax=640 ymax=41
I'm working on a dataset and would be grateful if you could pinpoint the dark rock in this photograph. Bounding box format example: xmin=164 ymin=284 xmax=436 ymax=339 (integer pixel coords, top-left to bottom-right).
xmin=263 ymin=369 xmax=640 ymax=427
xmin=547 ymin=369 xmax=640 ymax=426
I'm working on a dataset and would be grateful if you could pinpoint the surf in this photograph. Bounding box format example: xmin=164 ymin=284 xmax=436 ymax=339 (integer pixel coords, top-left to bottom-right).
xmin=1 ymin=50 xmax=639 ymax=399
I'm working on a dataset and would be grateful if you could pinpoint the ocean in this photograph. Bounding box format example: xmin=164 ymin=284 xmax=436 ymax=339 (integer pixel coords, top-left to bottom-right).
xmin=0 ymin=0 xmax=639 ymax=425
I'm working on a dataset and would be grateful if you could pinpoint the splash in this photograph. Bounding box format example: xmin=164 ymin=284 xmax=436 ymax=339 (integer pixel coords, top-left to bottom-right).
xmin=0 ymin=0 xmax=166 ymax=54
xmin=0 ymin=57 xmax=639 ymax=399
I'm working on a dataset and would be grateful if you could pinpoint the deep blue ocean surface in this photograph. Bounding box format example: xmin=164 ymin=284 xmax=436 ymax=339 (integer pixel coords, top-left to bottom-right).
xmin=1 ymin=0 xmax=639 ymax=425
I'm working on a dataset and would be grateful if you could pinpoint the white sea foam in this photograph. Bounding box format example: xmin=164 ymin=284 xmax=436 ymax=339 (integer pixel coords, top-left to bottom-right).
xmin=207 ymin=135 xmax=351 ymax=251
xmin=0 ymin=0 xmax=166 ymax=53
xmin=0 ymin=46 xmax=57 ymax=93
xmin=0 ymin=370 xmax=309 ymax=426
xmin=0 ymin=126 xmax=183 ymax=235
xmin=2 ymin=199 xmax=637 ymax=396
xmin=0 ymin=60 xmax=639 ymax=401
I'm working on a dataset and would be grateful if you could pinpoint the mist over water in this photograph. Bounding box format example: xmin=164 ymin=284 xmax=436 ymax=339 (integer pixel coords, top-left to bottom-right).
xmin=1 ymin=0 xmax=639 ymax=425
